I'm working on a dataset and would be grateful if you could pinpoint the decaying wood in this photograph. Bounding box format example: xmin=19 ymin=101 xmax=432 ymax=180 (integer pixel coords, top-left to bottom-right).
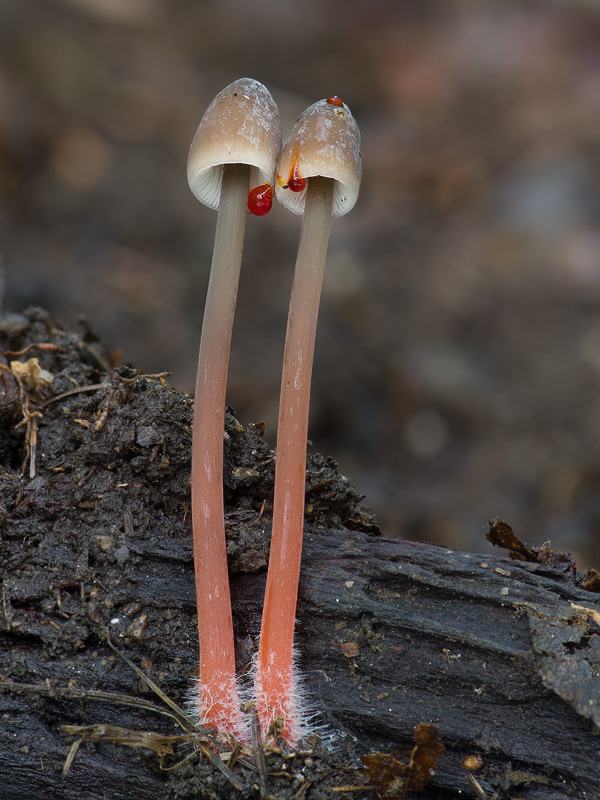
xmin=294 ymin=527 xmax=600 ymax=799
xmin=1 ymin=309 xmax=599 ymax=800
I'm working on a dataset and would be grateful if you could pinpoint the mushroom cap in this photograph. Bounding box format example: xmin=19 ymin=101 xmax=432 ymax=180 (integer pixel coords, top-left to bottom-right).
xmin=275 ymin=98 xmax=361 ymax=217
xmin=187 ymin=78 xmax=281 ymax=210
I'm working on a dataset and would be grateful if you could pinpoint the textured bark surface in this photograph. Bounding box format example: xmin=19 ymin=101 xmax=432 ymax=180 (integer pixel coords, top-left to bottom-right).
xmin=1 ymin=310 xmax=599 ymax=800
xmin=292 ymin=528 xmax=600 ymax=799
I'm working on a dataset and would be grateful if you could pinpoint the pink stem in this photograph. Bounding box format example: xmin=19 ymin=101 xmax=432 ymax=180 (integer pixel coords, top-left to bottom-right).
xmin=256 ymin=176 xmax=334 ymax=744
xmin=191 ymin=163 xmax=250 ymax=741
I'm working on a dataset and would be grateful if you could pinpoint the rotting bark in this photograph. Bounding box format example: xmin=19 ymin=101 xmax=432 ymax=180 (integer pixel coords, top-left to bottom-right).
xmin=0 ymin=308 xmax=599 ymax=800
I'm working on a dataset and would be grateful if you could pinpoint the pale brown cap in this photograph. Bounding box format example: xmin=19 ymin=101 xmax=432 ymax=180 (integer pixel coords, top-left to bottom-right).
xmin=275 ymin=97 xmax=361 ymax=217
xmin=187 ymin=78 xmax=281 ymax=210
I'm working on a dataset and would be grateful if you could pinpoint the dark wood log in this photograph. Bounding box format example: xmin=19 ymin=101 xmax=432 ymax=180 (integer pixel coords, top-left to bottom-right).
xmin=1 ymin=309 xmax=599 ymax=799
xmin=292 ymin=528 xmax=600 ymax=799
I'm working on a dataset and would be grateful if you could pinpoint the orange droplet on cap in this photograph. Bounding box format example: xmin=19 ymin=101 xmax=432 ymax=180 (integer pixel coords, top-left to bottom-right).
xmin=327 ymin=96 xmax=344 ymax=107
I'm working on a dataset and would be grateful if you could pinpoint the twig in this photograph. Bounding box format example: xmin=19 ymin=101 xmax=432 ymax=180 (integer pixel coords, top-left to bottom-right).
xmin=0 ymin=677 xmax=187 ymax=727
xmin=467 ymin=774 xmax=490 ymax=800
xmin=251 ymin=704 xmax=269 ymax=797
xmin=0 ymin=363 xmax=42 ymax=477
xmin=106 ymin=638 xmax=195 ymax=732
xmin=36 ymin=383 xmax=111 ymax=409
xmin=115 ymin=371 xmax=171 ymax=386
xmin=196 ymin=742 xmax=244 ymax=791
xmin=5 ymin=343 xmax=66 ymax=358
xmin=106 ymin=639 xmax=244 ymax=789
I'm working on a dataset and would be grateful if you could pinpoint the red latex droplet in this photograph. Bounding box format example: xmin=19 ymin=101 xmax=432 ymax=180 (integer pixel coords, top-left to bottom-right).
xmin=327 ymin=95 xmax=344 ymax=107
xmin=287 ymin=156 xmax=306 ymax=193
xmin=288 ymin=175 xmax=306 ymax=193
xmin=247 ymin=183 xmax=274 ymax=216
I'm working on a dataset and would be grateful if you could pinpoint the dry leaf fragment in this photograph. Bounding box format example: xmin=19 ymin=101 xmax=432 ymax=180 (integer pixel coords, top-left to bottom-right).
xmin=10 ymin=358 xmax=53 ymax=391
xmin=408 ymin=724 xmax=445 ymax=791
xmin=361 ymin=723 xmax=444 ymax=799
xmin=361 ymin=751 xmax=409 ymax=800
xmin=341 ymin=641 xmax=360 ymax=658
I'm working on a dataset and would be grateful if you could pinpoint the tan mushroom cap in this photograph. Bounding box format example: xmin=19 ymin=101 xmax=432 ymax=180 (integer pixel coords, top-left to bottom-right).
xmin=187 ymin=78 xmax=281 ymax=210
xmin=275 ymin=98 xmax=361 ymax=218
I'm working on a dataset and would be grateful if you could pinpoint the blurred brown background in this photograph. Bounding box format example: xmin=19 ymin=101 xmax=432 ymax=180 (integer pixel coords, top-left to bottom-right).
xmin=1 ymin=0 xmax=600 ymax=566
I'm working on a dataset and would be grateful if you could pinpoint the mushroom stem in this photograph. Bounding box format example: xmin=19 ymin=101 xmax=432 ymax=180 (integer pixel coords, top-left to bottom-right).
xmin=256 ymin=175 xmax=334 ymax=744
xmin=192 ymin=162 xmax=250 ymax=741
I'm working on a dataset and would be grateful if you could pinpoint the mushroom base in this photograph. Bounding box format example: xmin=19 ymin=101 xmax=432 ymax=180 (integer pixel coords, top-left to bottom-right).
xmin=187 ymin=673 xmax=250 ymax=744
xmin=252 ymin=653 xmax=311 ymax=748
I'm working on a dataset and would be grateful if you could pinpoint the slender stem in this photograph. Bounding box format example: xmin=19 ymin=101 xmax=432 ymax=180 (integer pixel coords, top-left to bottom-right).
xmin=191 ymin=163 xmax=250 ymax=740
xmin=256 ymin=176 xmax=334 ymax=743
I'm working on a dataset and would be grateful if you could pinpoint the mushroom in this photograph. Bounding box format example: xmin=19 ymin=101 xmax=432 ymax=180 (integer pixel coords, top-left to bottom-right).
xmin=187 ymin=77 xmax=281 ymax=741
xmin=255 ymin=97 xmax=361 ymax=745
